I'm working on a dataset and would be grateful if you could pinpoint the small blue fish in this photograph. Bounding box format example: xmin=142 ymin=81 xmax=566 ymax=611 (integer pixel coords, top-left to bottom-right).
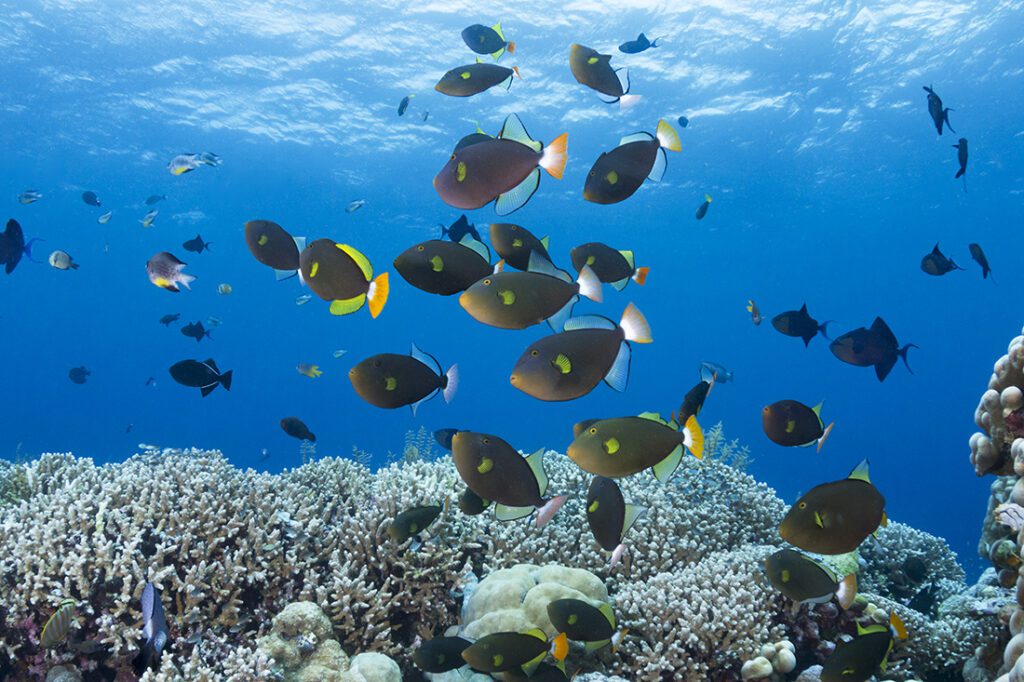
xmin=677 ymin=116 xmax=689 ymax=129
xmin=141 ymin=582 xmax=168 ymax=665
xmin=18 ymin=190 xmax=42 ymax=204
xmin=346 ymin=199 xmax=366 ymax=213
xmin=619 ymin=32 xmax=661 ymax=54
xmin=699 ymin=361 xmax=733 ymax=383
xmin=40 ymin=599 xmax=77 ymax=648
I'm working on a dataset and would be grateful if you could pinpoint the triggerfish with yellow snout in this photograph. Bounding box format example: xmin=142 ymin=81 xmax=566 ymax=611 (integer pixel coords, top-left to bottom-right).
xmin=764 ymin=548 xmax=857 ymax=609
xmin=586 ymin=476 xmax=645 ymax=568
xmin=348 ymin=344 xmax=457 ymax=416
xmin=547 ymin=598 xmax=628 ymax=653
xmin=568 ymin=412 xmax=704 ymax=483
xmin=761 ymin=399 xmax=834 ymax=452
xmin=583 ymin=120 xmax=681 ymax=204
xmin=451 ymin=431 xmax=567 ymax=526
xmin=299 ymin=239 xmax=389 ymax=318
xmin=461 ymin=629 xmax=568 ymax=675
xmin=779 ymin=459 xmax=886 ymax=555
xmin=434 ymin=113 xmax=567 ymax=216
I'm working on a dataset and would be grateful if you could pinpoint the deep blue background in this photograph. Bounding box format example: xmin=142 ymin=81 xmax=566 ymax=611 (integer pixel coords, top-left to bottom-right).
xmin=1 ymin=0 xmax=1022 ymax=577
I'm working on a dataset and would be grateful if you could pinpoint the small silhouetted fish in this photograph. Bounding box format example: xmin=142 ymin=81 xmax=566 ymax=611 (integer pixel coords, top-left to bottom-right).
xmin=583 ymin=120 xmax=682 ymax=205
xmin=69 ymin=366 xmax=90 ymax=384
xmin=953 ymin=137 xmax=968 ymax=191
xmin=147 ymin=252 xmax=195 ymax=292
xmin=830 ymin=317 xmax=916 ymax=382
xmin=569 ymin=43 xmax=635 ymax=106
xmin=159 ymin=313 xmax=179 ymax=326
xmin=141 ymin=582 xmax=168 ymax=668
xmin=902 ymin=556 xmax=928 ymax=584
xmin=40 ymin=599 xmax=77 ymax=648
xmin=414 ymin=636 xmax=472 ymax=673
xmin=678 ymin=380 xmax=712 ymax=424
xmin=145 ymin=194 xmax=166 ymax=206
xmin=461 ymin=22 xmax=515 ymax=60
xmin=969 ymin=243 xmax=993 ymax=281
xmin=490 ymin=223 xmax=551 ymax=270
xmin=699 ymin=361 xmax=732 ymax=383
xmin=677 ymin=116 xmax=689 ymax=128
xmin=82 ymin=191 xmax=101 ymax=207
xmin=764 ymin=549 xmax=857 ymax=608
xmin=772 ymin=304 xmax=831 ymax=347
xmin=145 ymin=377 xmax=156 ymax=387
xmin=398 ymin=94 xmax=414 ymax=116
xmin=346 ymin=199 xmax=366 ymax=213
xmin=125 ymin=423 xmax=133 ymax=433
xmin=71 ymin=639 xmax=106 ymax=655
xmin=181 ymin=321 xmax=212 ymax=343
xmin=570 ymin=242 xmax=649 ymax=291
xmin=349 ymin=343 xmax=457 ymax=415
xmin=295 ymin=294 xmax=312 ymax=306
xmin=280 ymin=416 xmax=315 ymax=442
xmin=0 ymin=219 xmax=42 ymax=274
xmin=395 ymin=236 xmax=492 ymax=296
xmin=258 ymin=448 xmax=271 ymax=463
xmin=762 ymin=399 xmax=834 ymax=452
xmin=169 ymin=358 xmax=232 ymax=396
xmin=548 ymin=598 xmax=624 ymax=650
xmin=139 ymin=210 xmax=158 ymax=228
xmin=907 ymin=582 xmax=940 ymax=617
xmin=586 ymin=476 xmax=644 ymax=567
xmin=435 ymin=63 xmax=520 ymax=97
xmin=388 ymin=504 xmax=443 ymax=544
xmin=923 ymin=85 xmax=954 ymax=135
xmin=422 ymin=111 xmax=429 ymax=122
xmin=619 ymin=32 xmax=661 ymax=53
xmin=695 ymin=194 xmax=712 ymax=220
xmin=440 ymin=214 xmax=481 ymax=243
xmin=18 ymin=190 xmax=42 ymax=204
xmin=920 ymin=242 xmax=962 ymax=276
xmin=183 ymin=234 xmax=212 ymax=253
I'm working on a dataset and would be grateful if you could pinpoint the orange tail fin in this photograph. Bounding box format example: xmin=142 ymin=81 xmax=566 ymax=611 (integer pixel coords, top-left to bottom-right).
xmin=540 ymin=133 xmax=568 ymax=180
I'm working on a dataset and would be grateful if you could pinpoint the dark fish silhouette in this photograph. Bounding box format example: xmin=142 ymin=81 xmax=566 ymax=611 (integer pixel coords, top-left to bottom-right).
xmin=830 ymin=317 xmax=916 ymax=382
xmin=182 ymin=234 xmax=212 ymax=253
xmin=583 ymin=120 xmax=681 ymax=204
xmin=771 ymin=304 xmax=831 ymax=347
xmin=920 ymin=242 xmax=963 ymax=276
xmin=0 ymin=219 xmax=43 ymax=274
xmin=159 ymin=313 xmax=180 ymax=326
xmin=169 ymin=358 xmax=232 ymax=396
xmin=953 ymin=137 xmax=968 ymax=191
xmin=458 ymin=487 xmax=490 ymax=515
xmin=440 ymin=214 xmax=481 ymax=242
xmin=695 ymin=194 xmax=712 ymax=220
xmin=413 ymin=636 xmax=472 ymax=673
xmin=435 ymin=63 xmax=519 ymax=97
xmin=969 ymin=243 xmax=993 ymax=281
xmin=923 ymin=85 xmax=954 ymax=135
xmin=619 ymin=32 xmax=661 ymax=53
xmin=397 ymin=94 xmax=414 ymax=116
xmin=569 ymin=43 xmax=635 ymax=106
xmin=280 ymin=416 xmax=315 ymax=442
xmin=140 ymin=583 xmax=168 ymax=670
xmin=394 ymin=237 xmax=491 ymax=296
xmin=82 ymin=191 xmax=101 ymax=207
xmin=181 ymin=321 xmax=212 ymax=343
xmin=820 ymin=613 xmax=905 ymax=682
xmin=68 ymin=366 xmax=90 ymax=384
xmin=490 ymin=223 xmax=551 ymax=270
xmin=461 ymin=22 xmax=514 ymax=60
xmin=677 ymin=115 xmax=689 ymax=128
xmin=145 ymin=194 xmax=166 ymax=206
xmin=677 ymin=380 xmax=712 ymax=426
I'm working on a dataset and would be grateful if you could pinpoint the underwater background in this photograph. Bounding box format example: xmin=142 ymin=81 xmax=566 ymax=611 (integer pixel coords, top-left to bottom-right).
xmin=1 ymin=0 xmax=1023 ymax=584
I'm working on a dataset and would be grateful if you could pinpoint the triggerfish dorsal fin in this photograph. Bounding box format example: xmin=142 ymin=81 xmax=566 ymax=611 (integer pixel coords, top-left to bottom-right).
xmin=526 ymin=448 xmax=549 ymax=495
xmin=869 ymin=316 xmax=897 ymax=346
xmin=637 ymin=411 xmax=668 ymax=424
xmin=540 ymin=236 xmax=550 ymax=250
xmin=498 ymin=114 xmax=542 ymax=152
xmin=619 ymin=131 xmax=654 ymax=146
xmin=409 ymin=342 xmax=443 ymax=375
xmin=337 ymin=243 xmax=373 ymax=281
xmin=847 ymin=458 xmax=871 ymax=483
xmin=458 ymin=234 xmax=491 ymax=262
xmin=619 ymin=250 xmax=635 ymax=269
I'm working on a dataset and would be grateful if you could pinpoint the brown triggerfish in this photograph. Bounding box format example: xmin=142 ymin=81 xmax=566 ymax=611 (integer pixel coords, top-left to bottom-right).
xmin=394 ymin=236 xmax=492 ymax=296
xmin=771 ymin=303 xmax=831 ymax=347
xmin=570 ymin=242 xmax=649 ymax=291
xmin=387 ymin=504 xmax=443 ymax=544
xmin=299 ymin=239 xmax=389 ymax=317
xmin=348 ymin=344 xmax=457 ymax=415
xmin=490 ymin=223 xmax=551 ymax=270
xmin=461 ymin=630 xmax=568 ymax=675
xmin=434 ymin=114 xmax=567 ymax=216
xmin=779 ymin=459 xmax=886 ymax=555
xmin=568 ymin=412 xmax=704 ymax=483
xmin=761 ymin=400 xmax=834 ymax=452
xmin=280 ymin=416 xmax=315 ymax=442
xmin=821 ymin=612 xmax=907 ymax=682
xmin=414 ymin=636 xmax=473 ymax=673
xmin=583 ymin=120 xmax=681 ymax=204
xmin=830 ymin=317 xmax=916 ymax=382
xmin=586 ymin=476 xmax=645 ymax=568
xmin=569 ymin=43 xmax=637 ymax=107
xmin=435 ymin=63 xmax=520 ymax=97
xmin=244 ymin=220 xmax=305 ymax=280
xmin=764 ymin=548 xmax=857 ymax=609
xmin=547 ymin=598 xmax=627 ymax=652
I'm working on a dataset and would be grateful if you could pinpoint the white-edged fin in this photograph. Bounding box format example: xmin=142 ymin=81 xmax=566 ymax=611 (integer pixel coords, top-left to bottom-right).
xmin=529 ymin=249 xmax=570 ymax=282
xmin=619 ymin=132 xmax=654 ymax=146
xmin=141 ymin=583 xmax=154 ymax=623
xmin=615 ymin=68 xmax=630 ymax=95
xmin=604 ymin=341 xmax=631 ymax=392
xmin=648 ymin=147 xmax=667 ymax=182
xmin=547 ymin=295 xmax=577 ymax=332
xmin=495 ymin=168 xmax=540 ymax=216
xmin=525 ymin=448 xmax=548 ymax=495
xmin=610 ymin=277 xmax=629 ymax=291
xmin=458 ymin=235 xmax=490 ymax=262
xmin=585 ymin=639 xmax=612 ymax=653
xmin=498 ymin=114 xmax=541 ymax=152
xmin=409 ymin=389 xmax=440 ymax=418
xmin=597 ymin=92 xmax=621 ymax=104
xmin=621 ymin=503 xmax=646 ymax=537
xmin=619 ymin=303 xmax=652 ymax=343
xmin=495 ymin=503 xmax=534 ymax=522
xmin=652 ymin=443 xmax=684 ymax=484
xmin=410 ymin=343 xmax=442 ymax=375
xmin=619 ymin=250 xmax=635 ymax=269
xmin=576 ymin=264 xmax=603 ymax=302
xmin=655 ymin=119 xmax=681 ymax=151
xmin=443 ymin=364 xmax=459 ymax=403
xmin=563 ymin=315 xmax=616 ymax=331
xmin=274 ymin=268 xmax=298 ymax=281
xmin=293 ymin=236 xmax=307 ymax=252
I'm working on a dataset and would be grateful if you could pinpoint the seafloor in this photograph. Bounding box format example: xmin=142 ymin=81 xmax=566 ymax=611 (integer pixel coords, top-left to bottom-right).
xmin=6 ymin=327 xmax=1024 ymax=682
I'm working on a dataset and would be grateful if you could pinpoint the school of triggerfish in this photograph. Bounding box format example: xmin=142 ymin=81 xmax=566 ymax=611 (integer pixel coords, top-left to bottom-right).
xmin=6 ymin=20 xmax=985 ymax=682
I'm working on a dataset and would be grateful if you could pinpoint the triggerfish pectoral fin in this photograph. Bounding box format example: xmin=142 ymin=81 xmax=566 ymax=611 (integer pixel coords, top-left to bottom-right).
xmin=495 ymin=169 xmax=541 ymax=216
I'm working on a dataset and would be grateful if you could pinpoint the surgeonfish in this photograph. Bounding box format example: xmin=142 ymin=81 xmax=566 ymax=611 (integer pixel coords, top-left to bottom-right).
xmin=583 ymin=120 xmax=681 ymax=204
xmin=461 ymin=22 xmax=515 ymax=60
xmin=779 ymin=459 xmax=887 ymax=555
xmin=969 ymin=243 xmax=993 ymax=281
xmin=413 ymin=636 xmax=473 ymax=673
xmin=489 ymin=223 xmax=551 ymax=270
xmin=434 ymin=113 xmax=567 ymax=216
xmin=296 ymin=363 xmax=322 ymax=378
xmin=280 ymin=416 xmax=315 ymax=442
xmin=547 ymin=598 xmax=628 ymax=652
xmin=461 ymin=630 xmax=568 ymax=675
xmin=387 ymin=504 xmax=444 ymax=544
xmin=450 ymin=431 xmax=567 ymax=525
xmin=820 ymin=611 xmax=907 ymax=682
xmin=569 ymin=43 xmax=637 ymax=107
xmin=586 ymin=476 xmax=645 ymax=567
xmin=435 ymin=63 xmax=520 ymax=98
xmin=140 ymin=582 xmax=168 ymax=667
xmin=568 ymin=412 xmax=704 ymax=482
xmin=764 ymin=548 xmax=858 ymax=609
xmin=0 ymin=219 xmax=43 ymax=274
xmin=348 ymin=344 xmax=458 ymax=415
xmin=570 ymin=242 xmax=649 ymax=291
xmin=761 ymin=400 xmax=834 ymax=452
xmin=169 ymin=358 xmax=232 ymax=396
xmin=923 ymin=85 xmax=954 ymax=135
xmin=40 ymin=599 xmax=77 ymax=648
xmin=394 ymin=236 xmax=493 ymax=296
xmin=82 ymin=191 xmax=101 ymax=207
xmin=146 ymin=252 xmax=195 ymax=292
xmin=299 ymin=239 xmax=389 ymax=318
xmin=509 ymin=304 xmax=652 ymax=401
xmin=771 ymin=303 xmax=831 ymax=347
xmin=459 ymin=251 xmax=602 ymax=331
xmin=695 ymin=194 xmax=712 ymax=220
xmin=244 ymin=220 xmax=305 ymax=280
xmin=920 ymin=242 xmax=963 ymax=276
xmin=829 ymin=317 xmax=917 ymax=382
xmin=619 ymin=32 xmax=661 ymax=53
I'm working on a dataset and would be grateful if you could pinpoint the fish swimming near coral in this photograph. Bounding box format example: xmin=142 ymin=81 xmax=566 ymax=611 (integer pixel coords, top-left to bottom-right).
xmin=169 ymin=358 xmax=232 ymax=396
xmin=280 ymin=416 xmax=315 ymax=442
xmin=450 ymin=431 xmax=567 ymax=525
xmin=570 ymin=242 xmax=649 ymax=291
xmin=677 ymin=379 xmax=712 ymax=425
xmin=820 ymin=611 xmax=906 ymax=682
xmin=490 ymin=223 xmax=551 ymax=270
xmin=583 ymin=120 xmax=681 ymax=204
xmin=771 ymin=303 xmax=831 ymax=347
xmin=387 ymin=504 xmax=444 ymax=544
xmin=569 ymin=43 xmax=637 ymax=107
xmin=829 ymin=317 xmax=917 ymax=382
xmin=764 ymin=548 xmax=857 ymax=608
xmin=920 ymin=242 xmax=963 ymax=276
xmin=761 ymin=399 xmax=834 ymax=452
xmin=299 ymin=239 xmax=390 ymax=318
xmin=414 ymin=635 xmax=472 ymax=673
xmin=923 ymin=85 xmax=954 ymax=135
xmin=40 ymin=599 xmax=77 ymax=648
xmin=394 ymin=236 xmax=493 ymax=296
xmin=461 ymin=22 xmax=515 ymax=60
xmin=586 ymin=476 xmax=645 ymax=567
xmin=348 ymin=344 xmax=457 ymax=415
xmin=547 ymin=598 xmax=627 ymax=652
xmin=779 ymin=459 xmax=886 ymax=555
xmin=458 ymin=487 xmax=491 ymax=515
xmin=435 ymin=62 xmax=520 ymax=97
xmin=969 ymin=243 xmax=993 ymax=281
xmin=568 ymin=412 xmax=703 ymax=482
xmin=140 ymin=582 xmax=168 ymax=668
xmin=510 ymin=304 xmax=651 ymax=401
xmin=461 ymin=629 xmax=568 ymax=675
xmin=146 ymin=252 xmax=195 ymax=292
xmin=433 ymin=113 xmax=567 ymax=216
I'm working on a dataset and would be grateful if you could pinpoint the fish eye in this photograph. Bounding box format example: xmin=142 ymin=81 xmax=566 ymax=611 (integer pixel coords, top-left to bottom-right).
xmin=798 ymin=502 xmax=807 ymax=509
xmin=589 ymin=427 xmax=597 ymax=435
xmin=482 ymin=437 xmax=490 ymax=444
xmin=373 ymin=360 xmax=382 ymax=368
xmin=530 ymin=350 xmax=539 ymax=357
xmin=449 ymin=153 xmax=456 ymax=161
xmin=482 ymin=278 xmax=491 ymax=285
xmin=417 ymin=245 xmax=425 ymax=252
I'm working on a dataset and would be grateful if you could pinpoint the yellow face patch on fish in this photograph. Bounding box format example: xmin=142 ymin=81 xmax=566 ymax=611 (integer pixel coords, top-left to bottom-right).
xmin=461 ymin=71 xmax=472 ymax=80
xmin=512 ymin=238 xmax=523 ymax=248
xmin=781 ymin=569 xmax=790 ymax=583
xmin=586 ymin=255 xmax=596 ymax=265
xmin=551 ymin=353 xmax=572 ymax=374
xmin=498 ymin=289 xmax=516 ymax=305
xmin=588 ymin=500 xmax=599 ymax=513
xmin=492 ymin=654 xmax=503 ymax=667
xmin=605 ymin=170 xmax=618 ymax=185
xmin=814 ymin=511 xmax=824 ymax=528
xmin=258 ymin=235 xmax=269 ymax=246
xmin=456 ymin=162 xmax=467 ymax=182
xmin=430 ymin=256 xmax=444 ymax=272
xmin=477 ymin=457 xmax=493 ymax=474
xmin=309 ymin=261 xmax=319 ymax=278
xmin=785 ymin=419 xmax=796 ymax=433
xmin=587 ymin=56 xmax=599 ymax=64
xmin=409 ymin=523 xmax=418 ymax=533
xmin=603 ymin=438 xmax=620 ymax=454
xmin=384 ymin=376 xmax=397 ymax=391
xmin=567 ymin=614 xmax=578 ymax=625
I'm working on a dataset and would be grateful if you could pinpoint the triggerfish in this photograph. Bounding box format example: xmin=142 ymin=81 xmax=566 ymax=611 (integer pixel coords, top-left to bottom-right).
xmin=435 ymin=63 xmax=520 ymax=97
xmin=779 ymin=459 xmax=887 ymax=555
xmin=244 ymin=220 xmax=306 ymax=280
xmin=461 ymin=629 xmax=568 ymax=675
xmin=413 ymin=636 xmax=473 ymax=673
xmin=677 ymin=379 xmax=712 ymax=425
xmin=459 ymin=251 xmax=602 ymax=331
xmin=169 ymin=358 xmax=232 ymax=397
xmin=830 ymin=317 xmax=916 ymax=382
xmin=510 ymin=304 xmax=652 ymax=401
xmin=547 ymin=598 xmax=628 ymax=652
xmin=969 ymin=243 xmax=993 ymax=281
xmin=619 ymin=32 xmax=660 ymax=53
xmin=586 ymin=476 xmax=645 ymax=567
xmin=569 ymin=43 xmax=637 ymax=107
xmin=40 ymin=599 xmax=77 ymax=648
xmin=695 ymin=194 xmax=712 ymax=220
xmin=451 ymin=431 xmax=567 ymax=525
xmin=570 ymin=242 xmax=649 ymax=291
xmin=764 ymin=548 xmax=857 ymax=609
xmin=0 ymin=219 xmax=43 ymax=274
xmin=920 ymin=242 xmax=963 ymax=276
xmin=387 ymin=504 xmax=444 ymax=545
xmin=568 ymin=412 xmax=704 ymax=483
xmin=953 ymin=137 xmax=968 ymax=191
xmin=923 ymin=85 xmax=954 ymax=135
xmin=821 ymin=612 xmax=907 ymax=682
xmin=394 ymin=236 xmax=493 ymax=296
xmin=583 ymin=120 xmax=681 ymax=204
xmin=280 ymin=416 xmax=315 ymax=442
xmin=299 ymin=239 xmax=389 ymax=318
xmin=761 ymin=400 xmax=834 ymax=452
xmin=348 ymin=344 xmax=458 ymax=415
xmin=461 ymin=22 xmax=515 ymax=60
xmin=146 ymin=252 xmax=195 ymax=292
xmin=434 ymin=113 xmax=567 ymax=216
xmin=490 ymin=223 xmax=551 ymax=270
xmin=771 ymin=303 xmax=831 ymax=347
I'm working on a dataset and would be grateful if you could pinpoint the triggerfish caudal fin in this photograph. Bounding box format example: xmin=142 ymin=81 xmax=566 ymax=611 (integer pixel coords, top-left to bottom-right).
xmin=539 ymin=133 xmax=569 ymax=180
xmin=619 ymin=303 xmax=652 ymax=344
xmin=655 ymin=119 xmax=681 ymax=152
xmin=368 ymin=272 xmax=389 ymax=318
xmin=443 ymin=364 xmax=459 ymax=403
xmin=836 ymin=572 xmax=858 ymax=610
xmin=682 ymin=414 xmax=704 ymax=459
xmin=632 ymin=266 xmax=650 ymax=285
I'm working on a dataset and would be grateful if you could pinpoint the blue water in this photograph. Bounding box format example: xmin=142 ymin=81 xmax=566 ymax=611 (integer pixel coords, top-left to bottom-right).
xmin=2 ymin=1 xmax=1022 ymax=577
